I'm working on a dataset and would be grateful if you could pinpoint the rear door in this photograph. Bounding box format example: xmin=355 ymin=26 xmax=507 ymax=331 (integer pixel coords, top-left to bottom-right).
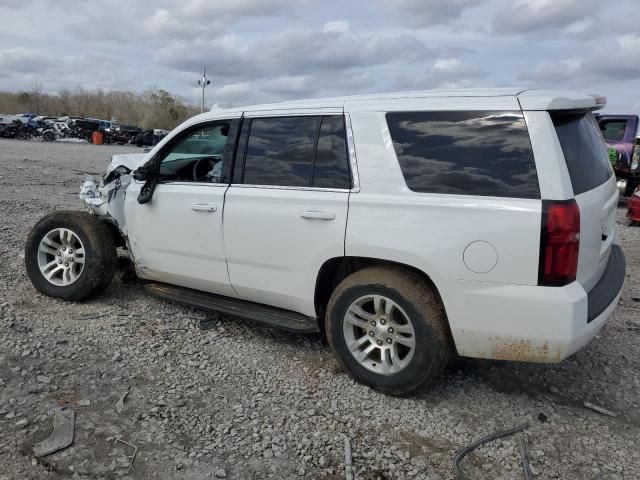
xmin=224 ymin=113 xmax=352 ymax=317
xmin=552 ymin=112 xmax=618 ymax=291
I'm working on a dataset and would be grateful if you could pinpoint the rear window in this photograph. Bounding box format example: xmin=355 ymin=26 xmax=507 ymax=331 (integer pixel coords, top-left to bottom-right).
xmin=552 ymin=113 xmax=613 ymax=195
xmin=386 ymin=111 xmax=540 ymax=199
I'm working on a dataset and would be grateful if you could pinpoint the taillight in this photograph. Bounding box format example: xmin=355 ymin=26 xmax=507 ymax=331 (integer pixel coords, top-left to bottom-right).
xmin=538 ymin=200 xmax=580 ymax=286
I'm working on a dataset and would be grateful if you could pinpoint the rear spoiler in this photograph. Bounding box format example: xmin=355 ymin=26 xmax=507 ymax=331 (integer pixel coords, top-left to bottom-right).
xmin=517 ymin=90 xmax=606 ymax=111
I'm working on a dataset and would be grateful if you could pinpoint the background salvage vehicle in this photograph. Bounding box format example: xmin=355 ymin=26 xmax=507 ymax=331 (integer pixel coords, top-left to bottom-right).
xmin=596 ymin=114 xmax=639 ymax=196
xmin=24 ymin=89 xmax=626 ymax=394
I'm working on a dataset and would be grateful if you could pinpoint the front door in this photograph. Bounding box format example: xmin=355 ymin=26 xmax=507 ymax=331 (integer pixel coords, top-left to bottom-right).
xmin=124 ymin=118 xmax=239 ymax=296
xmin=224 ymin=113 xmax=352 ymax=316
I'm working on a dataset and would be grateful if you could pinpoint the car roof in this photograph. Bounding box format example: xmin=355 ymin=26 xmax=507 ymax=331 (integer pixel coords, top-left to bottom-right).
xmin=192 ymin=88 xmax=603 ymax=124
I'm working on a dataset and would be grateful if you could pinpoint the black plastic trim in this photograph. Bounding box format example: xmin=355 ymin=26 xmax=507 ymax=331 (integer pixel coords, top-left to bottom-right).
xmin=144 ymin=282 xmax=320 ymax=333
xmin=587 ymin=244 xmax=625 ymax=323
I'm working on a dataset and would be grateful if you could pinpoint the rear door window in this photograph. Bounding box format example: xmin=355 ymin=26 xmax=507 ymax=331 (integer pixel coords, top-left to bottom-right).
xmin=386 ymin=111 xmax=540 ymax=198
xmin=552 ymin=113 xmax=613 ymax=195
xmin=236 ymin=115 xmax=351 ymax=189
xmin=312 ymin=115 xmax=351 ymax=189
xmin=243 ymin=116 xmax=319 ymax=187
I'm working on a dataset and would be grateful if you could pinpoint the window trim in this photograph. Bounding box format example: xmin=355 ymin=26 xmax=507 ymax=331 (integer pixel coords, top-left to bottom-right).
xmin=230 ymin=113 xmax=359 ymax=192
xmin=149 ymin=118 xmax=239 ymax=186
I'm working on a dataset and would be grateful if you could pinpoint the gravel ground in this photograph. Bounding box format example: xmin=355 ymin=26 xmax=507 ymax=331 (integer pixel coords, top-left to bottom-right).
xmin=1 ymin=138 xmax=640 ymax=480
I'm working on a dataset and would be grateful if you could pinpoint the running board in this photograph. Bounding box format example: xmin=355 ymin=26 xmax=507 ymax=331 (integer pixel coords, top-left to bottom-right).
xmin=144 ymin=283 xmax=320 ymax=334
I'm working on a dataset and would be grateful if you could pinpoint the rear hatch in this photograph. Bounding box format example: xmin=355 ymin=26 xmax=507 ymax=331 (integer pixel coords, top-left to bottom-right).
xmin=552 ymin=112 xmax=618 ymax=292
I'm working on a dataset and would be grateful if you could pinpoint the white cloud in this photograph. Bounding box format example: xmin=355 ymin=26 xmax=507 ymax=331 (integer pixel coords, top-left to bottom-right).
xmin=492 ymin=0 xmax=598 ymax=34
xmin=0 ymin=0 xmax=638 ymax=116
xmin=379 ymin=0 xmax=483 ymax=25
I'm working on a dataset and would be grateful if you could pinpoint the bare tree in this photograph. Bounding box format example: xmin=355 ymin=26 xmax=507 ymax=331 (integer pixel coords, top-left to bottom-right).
xmin=30 ymin=81 xmax=44 ymax=114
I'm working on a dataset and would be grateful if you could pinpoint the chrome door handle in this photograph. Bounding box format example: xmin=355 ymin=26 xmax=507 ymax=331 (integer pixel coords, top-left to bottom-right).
xmin=191 ymin=203 xmax=217 ymax=212
xmin=299 ymin=210 xmax=336 ymax=221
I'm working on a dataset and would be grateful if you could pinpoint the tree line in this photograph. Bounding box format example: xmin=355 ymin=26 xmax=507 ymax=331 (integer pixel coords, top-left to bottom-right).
xmin=0 ymin=83 xmax=200 ymax=130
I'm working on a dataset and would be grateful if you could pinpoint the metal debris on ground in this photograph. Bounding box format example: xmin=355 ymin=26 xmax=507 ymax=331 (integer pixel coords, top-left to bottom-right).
xmin=199 ymin=315 xmax=220 ymax=331
xmin=33 ymin=407 xmax=75 ymax=457
xmin=519 ymin=432 xmax=533 ymax=480
xmin=344 ymin=437 xmax=354 ymax=480
xmin=453 ymin=421 xmax=530 ymax=480
xmin=115 ymin=387 xmax=131 ymax=413
xmin=115 ymin=437 xmax=138 ymax=472
xmin=9 ymin=322 xmax=31 ymax=333
xmin=583 ymin=401 xmax=619 ymax=418
xmin=74 ymin=313 xmax=110 ymax=321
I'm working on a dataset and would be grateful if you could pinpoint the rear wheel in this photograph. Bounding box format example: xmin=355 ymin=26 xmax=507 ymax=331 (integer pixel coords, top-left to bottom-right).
xmin=25 ymin=211 xmax=117 ymax=300
xmin=16 ymin=129 xmax=28 ymax=140
xmin=43 ymin=131 xmax=55 ymax=142
xmin=326 ymin=266 xmax=451 ymax=395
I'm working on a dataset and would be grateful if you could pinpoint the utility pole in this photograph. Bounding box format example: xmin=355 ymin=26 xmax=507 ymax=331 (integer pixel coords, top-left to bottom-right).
xmin=197 ymin=68 xmax=211 ymax=113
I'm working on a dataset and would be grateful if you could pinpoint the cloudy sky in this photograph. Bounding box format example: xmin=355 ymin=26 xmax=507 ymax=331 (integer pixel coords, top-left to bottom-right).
xmin=0 ymin=0 xmax=639 ymax=114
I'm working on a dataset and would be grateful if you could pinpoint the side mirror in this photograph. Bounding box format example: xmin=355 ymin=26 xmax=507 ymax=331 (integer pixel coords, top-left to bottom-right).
xmin=132 ymin=166 xmax=151 ymax=181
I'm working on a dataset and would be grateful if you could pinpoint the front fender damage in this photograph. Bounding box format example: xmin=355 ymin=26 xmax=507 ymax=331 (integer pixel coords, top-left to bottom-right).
xmin=79 ymin=166 xmax=132 ymax=236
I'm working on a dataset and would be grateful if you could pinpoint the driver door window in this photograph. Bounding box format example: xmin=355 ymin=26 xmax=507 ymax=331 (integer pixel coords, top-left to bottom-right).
xmin=158 ymin=122 xmax=232 ymax=183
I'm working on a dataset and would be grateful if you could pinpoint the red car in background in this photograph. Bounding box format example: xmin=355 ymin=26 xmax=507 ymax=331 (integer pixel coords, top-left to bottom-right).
xmin=628 ymin=188 xmax=640 ymax=224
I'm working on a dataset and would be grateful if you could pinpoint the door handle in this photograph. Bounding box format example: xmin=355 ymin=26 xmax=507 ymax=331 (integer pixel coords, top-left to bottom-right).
xmin=299 ymin=210 xmax=336 ymax=221
xmin=191 ymin=203 xmax=217 ymax=212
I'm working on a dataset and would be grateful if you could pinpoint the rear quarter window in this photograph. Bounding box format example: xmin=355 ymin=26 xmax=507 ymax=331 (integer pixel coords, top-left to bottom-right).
xmin=552 ymin=113 xmax=613 ymax=195
xmin=386 ymin=111 xmax=540 ymax=199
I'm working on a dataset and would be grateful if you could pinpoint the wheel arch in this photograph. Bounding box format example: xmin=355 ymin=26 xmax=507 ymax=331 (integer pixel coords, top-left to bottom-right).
xmin=100 ymin=218 xmax=127 ymax=248
xmin=314 ymin=256 xmax=454 ymax=348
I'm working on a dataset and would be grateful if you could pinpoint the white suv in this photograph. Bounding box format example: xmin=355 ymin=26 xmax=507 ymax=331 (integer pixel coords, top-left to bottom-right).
xmin=25 ymin=88 xmax=626 ymax=394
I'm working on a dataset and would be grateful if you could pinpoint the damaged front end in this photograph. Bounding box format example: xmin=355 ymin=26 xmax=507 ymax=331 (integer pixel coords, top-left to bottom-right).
xmin=79 ymin=165 xmax=132 ymax=235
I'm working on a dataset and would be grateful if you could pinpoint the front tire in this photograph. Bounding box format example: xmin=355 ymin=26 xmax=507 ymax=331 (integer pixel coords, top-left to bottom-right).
xmin=25 ymin=211 xmax=117 ymax=300
xmin=326 ymin=266 xmax=451 ymax=395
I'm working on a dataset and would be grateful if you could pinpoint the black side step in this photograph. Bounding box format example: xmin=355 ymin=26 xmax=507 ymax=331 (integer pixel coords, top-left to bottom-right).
xmin=144 ymin=282 xmax=320 ymax=334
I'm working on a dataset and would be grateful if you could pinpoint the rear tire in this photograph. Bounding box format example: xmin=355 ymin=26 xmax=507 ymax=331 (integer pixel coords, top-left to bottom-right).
xmin=326 ymin=266 xmax=451 ymax=395
xmin=25 ymin=211 xmax=117 ymax=300
xmin=43 ymin=131 xmax=55 ymax=142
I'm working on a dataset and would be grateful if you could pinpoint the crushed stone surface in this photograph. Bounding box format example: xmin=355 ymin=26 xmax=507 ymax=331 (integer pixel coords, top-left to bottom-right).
xmin=1 ymin=138 xmax=639 ymax=479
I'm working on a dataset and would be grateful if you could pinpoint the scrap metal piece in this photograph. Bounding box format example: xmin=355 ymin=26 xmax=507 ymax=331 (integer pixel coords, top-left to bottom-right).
xmin=115 ymin=387 xmax=130 ymax=414
xmin=519 ymin=433 xmax=533 ymax=480
xmin=453 ymin=421 xmax=530 ymax=480
xmin=199 ymin=315 xmax=220 ymax=331
xmin=115 ymin=438 xmax=138 ymax=472
xmin=9 ymin=322 xmax=31 ymax=333
xmin=33 ymin=407 xmax=75 ymax=457
xmin=583 ymin=401 xmax=619 ymax=418
xmin=344 ymin=437 xmax=354 ymax=480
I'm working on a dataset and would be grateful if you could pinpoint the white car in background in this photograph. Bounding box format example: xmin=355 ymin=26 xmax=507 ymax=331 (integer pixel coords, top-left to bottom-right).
xmin=24 ymin=88 xmax=626 ymax=394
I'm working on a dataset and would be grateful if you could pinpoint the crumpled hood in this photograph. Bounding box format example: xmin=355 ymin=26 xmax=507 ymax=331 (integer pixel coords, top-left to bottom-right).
xmin=108 ymin=153 xmax=147 ymax=172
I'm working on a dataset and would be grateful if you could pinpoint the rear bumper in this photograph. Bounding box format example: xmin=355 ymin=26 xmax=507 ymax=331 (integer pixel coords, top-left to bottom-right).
xmin=440 ymin=245 xmax=626 ymax=362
